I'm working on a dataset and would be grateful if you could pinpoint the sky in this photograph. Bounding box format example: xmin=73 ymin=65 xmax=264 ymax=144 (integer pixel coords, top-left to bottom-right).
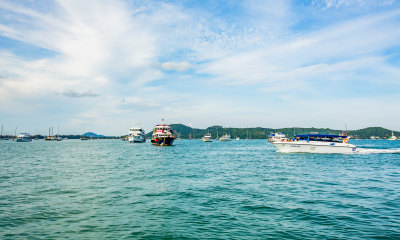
xmin=1 ymin=0 xmax=400 ymax=135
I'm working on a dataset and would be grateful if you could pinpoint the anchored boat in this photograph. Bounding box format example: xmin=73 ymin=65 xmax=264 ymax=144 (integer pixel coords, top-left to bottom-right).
xmin=15 ymin=133 xmax=32 ymax=142
xmin=151 ymin=120 xmax=175 ymax=146
xmin=388 ymin=131 xmax=397 ymax=141
xmin=202 ymin=133 xmax=212 ymax=142
xmin=271 ymin=134 xmax=357 ymax=153
xmin=268 ymin=132 xmax=287 ymax=142
xmin=128 ymin=127 xmax=146 ymax=143
xmin=219 ymin=134 xmax=232 ymax=141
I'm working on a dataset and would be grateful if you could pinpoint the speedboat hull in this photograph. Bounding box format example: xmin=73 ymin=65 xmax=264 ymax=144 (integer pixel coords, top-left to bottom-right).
xmin=219 ymin=138 xmax=232 ymax=141
xmin=151 ymin=137 xmax=175 ymax=146
xmin=272 ymin=141 xmax=357 ymax=153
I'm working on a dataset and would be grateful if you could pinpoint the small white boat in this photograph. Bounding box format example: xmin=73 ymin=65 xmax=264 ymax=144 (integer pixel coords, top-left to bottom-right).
xmin=271 ymin=134 xmax=357 ymax=153
xmin=268 ymin=132 xmax=287 ymax=142
xmin=219 ymin=134 xmax=232 ymax=141
xmin=202 ymin=133 xmax=212 ymax=142
xmin=235 ymin=137 xmax=240 ymax=140
xmin=128 ymin=127 xmax=146 ymax=143
xmin=388 ymin=131 xmax=397 ymax=141
xmin=15 ymin=133 xmax=32 ymax=142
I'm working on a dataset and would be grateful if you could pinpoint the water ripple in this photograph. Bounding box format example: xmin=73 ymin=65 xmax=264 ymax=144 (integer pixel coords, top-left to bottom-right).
xmin=1 ymin=139 xmax=400 ymax=239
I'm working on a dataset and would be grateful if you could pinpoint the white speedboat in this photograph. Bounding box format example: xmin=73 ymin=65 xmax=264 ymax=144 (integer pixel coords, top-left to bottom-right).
xmin=219 ymin=134 xmax=232 ymax=141
xmin=202 ymin=133 xmax=212 ymax=142
xmin=15 ymin=133 xmax=32 ymax=142
xmin=128 ymin=127 xmax=146 ymax=143
xmin=151 ymin=119 xmax=176 ymax=146
xmin=271 ymin=134 xmax=357 ymax=153
xmin=388 ymin=131 xmax=397 ymax=141
xmin=268 ymin=132 xmax=287 ymax=142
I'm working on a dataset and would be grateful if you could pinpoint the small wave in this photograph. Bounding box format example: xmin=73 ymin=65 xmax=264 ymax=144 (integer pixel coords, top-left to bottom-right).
xmin=356 ymin=148 xmax=400 ymax=154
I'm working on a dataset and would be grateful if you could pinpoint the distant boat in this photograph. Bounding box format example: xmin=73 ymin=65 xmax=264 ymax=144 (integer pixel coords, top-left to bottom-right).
xmin=388 ymin=131 xmax=397 ymax=141
xmin=0 ymin=124 xmax=4 ymax=140
xmin=246 ymin=131 xmax=251 ymax=140
xmin=45 ymin=127 xmax=54 ymax=141
xmin=219 ymin=134 xmax=232 ymax=141
xmin=268 ymin=132 xmax=287 ymax=142
xmin=81 ymin=134 xmax=88 ymax=140
xmin=45 ymin=127 xmax=62 ymax=141
xmin=15 ymin=133 xmax=32 ymax=142
xmin=151 ymin=119 xmax=176 ymax=146
xmin=235 ymin=137 xmax=240 ymax=140
xmin=202 ymin=133 xmax=212 ymax=142
xmin=128 ymin=127 xmax=146 ymax=143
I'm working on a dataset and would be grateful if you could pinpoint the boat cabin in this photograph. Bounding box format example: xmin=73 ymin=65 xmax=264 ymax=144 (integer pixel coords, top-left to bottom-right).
xmin=295 ymin=134 xmax=347 ymax=143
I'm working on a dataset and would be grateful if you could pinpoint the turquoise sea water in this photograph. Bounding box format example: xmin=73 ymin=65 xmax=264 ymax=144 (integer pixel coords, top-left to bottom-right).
xmin=1 ymin=139 xmax=399 ymax=239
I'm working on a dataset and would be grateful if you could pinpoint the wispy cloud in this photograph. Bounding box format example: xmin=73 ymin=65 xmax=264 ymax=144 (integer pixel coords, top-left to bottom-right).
xmin=161 ymin=61 xmax=193 ymax=72
xmin=198 ymin=8 xmax=400 ymax=91
xmin=61 ymin=90 xmax=100 ymax=98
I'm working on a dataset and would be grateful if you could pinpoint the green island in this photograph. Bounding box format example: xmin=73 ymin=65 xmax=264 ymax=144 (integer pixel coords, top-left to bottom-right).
xmin=146 ymin=125 xmax=399 ymax=140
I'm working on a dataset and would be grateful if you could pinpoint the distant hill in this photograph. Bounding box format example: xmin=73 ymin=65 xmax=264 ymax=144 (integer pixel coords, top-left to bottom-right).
xmin=145 ymin=124 xmax=399 ymax=139
xmin=83 ymin=132 xmax=105 ymax=138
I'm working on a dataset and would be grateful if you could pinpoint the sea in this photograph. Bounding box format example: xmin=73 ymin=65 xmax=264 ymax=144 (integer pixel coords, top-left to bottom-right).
xmin=1 ymin=139 xmax=399 ymax=239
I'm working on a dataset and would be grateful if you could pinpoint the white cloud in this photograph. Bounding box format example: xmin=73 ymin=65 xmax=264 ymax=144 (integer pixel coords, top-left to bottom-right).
xmin=197 ymin=9 xmax=400 ymax=89
xmin=316 ymin=0 xmax=396 ymax=9
xmin=161 ymin=61 xmax=193 ymax=71
xmin=61 ymin=90 xmax=100 ymax=98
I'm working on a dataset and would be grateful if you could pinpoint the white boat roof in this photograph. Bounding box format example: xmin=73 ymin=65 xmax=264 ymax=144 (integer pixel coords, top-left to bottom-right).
xmin=130 ymin=127 xmax=143 ymax=130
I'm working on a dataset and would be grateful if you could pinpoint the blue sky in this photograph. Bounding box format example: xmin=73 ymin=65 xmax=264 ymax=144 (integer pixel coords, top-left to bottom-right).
xmin=1 ymin=0 xmax=400 ymax=135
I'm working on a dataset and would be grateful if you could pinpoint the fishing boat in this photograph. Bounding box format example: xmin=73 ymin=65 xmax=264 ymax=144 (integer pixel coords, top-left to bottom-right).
xmin=219 ymin=134 xmax=232 ymax=141
xmin=268 ymin=132 xmax=287 ymax=142
xmin=151 ymin=119 xmax=176 ymax=146
xmin=388 ymin=131 xmax=397 ymax=141
xmin=128 ymin=127 xmax=146 ymax=143
xmin=15 ymin=133 xmax=32 ymax=142
xmin=271 ymin=134 xmax=357 ymax=153
xmin=202 ymin=133 xmax=212 ymax=142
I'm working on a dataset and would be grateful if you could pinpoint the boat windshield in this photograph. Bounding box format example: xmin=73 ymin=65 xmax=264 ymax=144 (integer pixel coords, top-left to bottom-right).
xmin=296 ymin=134 xmax=347 ymax=142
